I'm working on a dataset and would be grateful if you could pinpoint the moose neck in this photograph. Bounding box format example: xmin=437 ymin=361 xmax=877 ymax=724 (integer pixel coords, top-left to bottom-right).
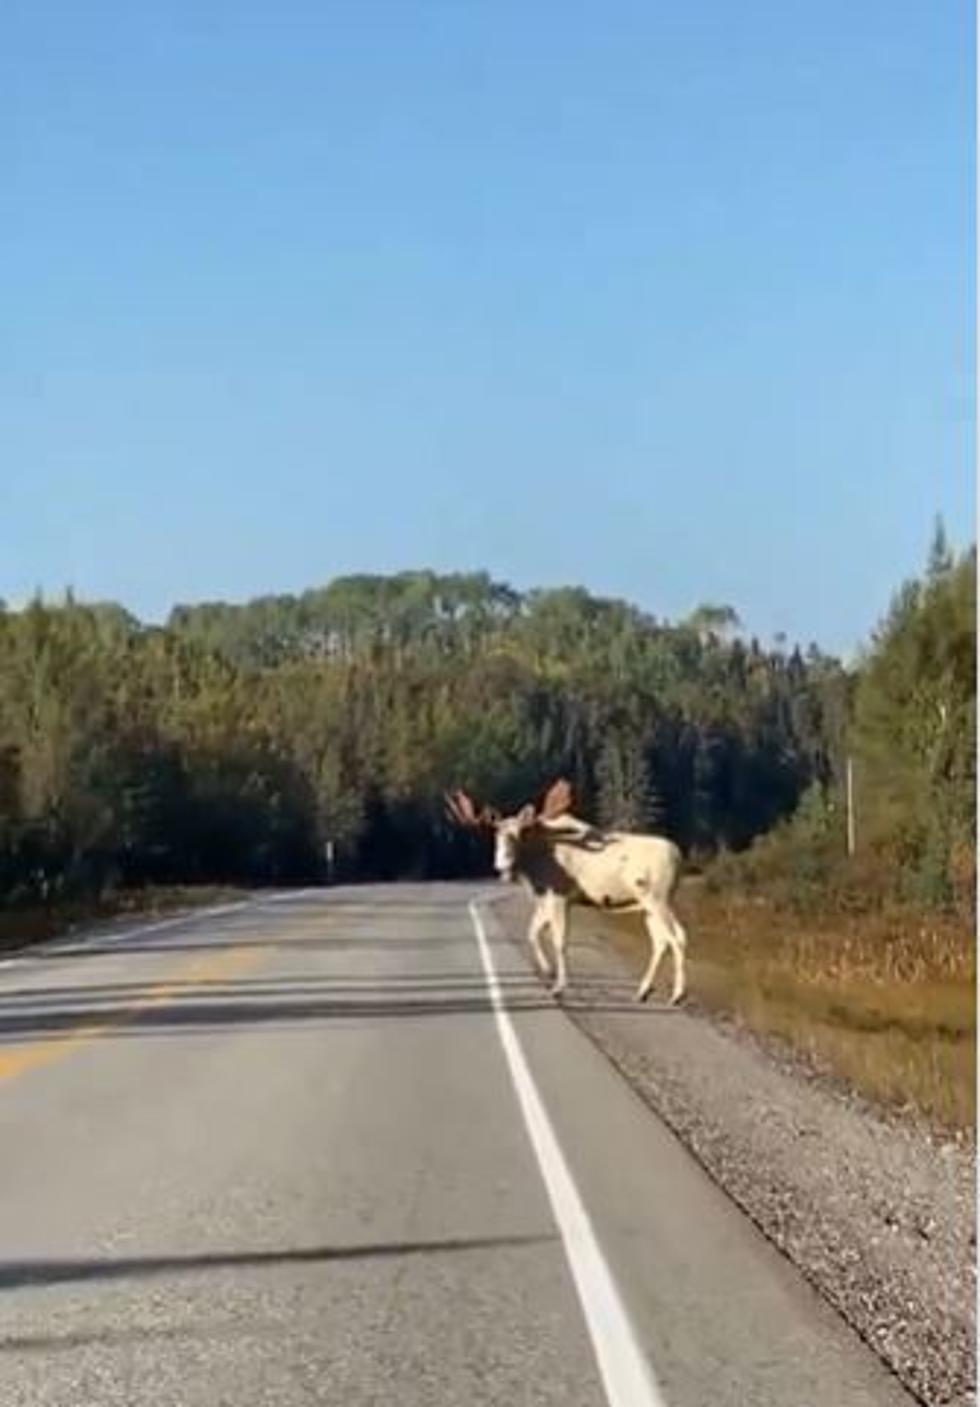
xmin=515 ymin=816 xmax=604 ymax=895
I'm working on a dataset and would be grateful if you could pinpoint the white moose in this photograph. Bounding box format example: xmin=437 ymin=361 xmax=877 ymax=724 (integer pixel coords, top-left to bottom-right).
xmin=447 ymin=778 xmax=687 ymax=1004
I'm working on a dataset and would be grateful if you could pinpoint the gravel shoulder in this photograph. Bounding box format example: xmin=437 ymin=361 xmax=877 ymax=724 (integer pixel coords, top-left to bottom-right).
xmin=493 ymin=892 xmax=977 ymax=1407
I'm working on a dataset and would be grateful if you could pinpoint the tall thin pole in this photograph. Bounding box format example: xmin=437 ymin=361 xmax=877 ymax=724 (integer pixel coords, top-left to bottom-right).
xmin=845 ymin=756 xmax=856 ymax=857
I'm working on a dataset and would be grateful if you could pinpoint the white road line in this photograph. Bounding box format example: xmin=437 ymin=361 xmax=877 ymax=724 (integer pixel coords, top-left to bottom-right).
xmin=0 ymin=904 xmax=248 ymax=970
xmin=260 ymin=888 xmax=324 ymax=904
xmin=469 ymin=898 xmax=667 ymax=1407
xmin=0 ymin=889 xmax=326 ymax=970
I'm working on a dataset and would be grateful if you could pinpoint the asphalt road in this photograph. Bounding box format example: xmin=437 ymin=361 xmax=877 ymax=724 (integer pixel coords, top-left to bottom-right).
xmin=0 ymin=885 xmax=914 ymax=1406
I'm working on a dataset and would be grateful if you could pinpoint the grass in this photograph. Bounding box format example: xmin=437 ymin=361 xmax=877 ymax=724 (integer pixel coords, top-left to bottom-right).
xmin=0 ymin=885 xmax=246 ymax=957
xmin=597 ymin=885 xmax=976 ymax=1134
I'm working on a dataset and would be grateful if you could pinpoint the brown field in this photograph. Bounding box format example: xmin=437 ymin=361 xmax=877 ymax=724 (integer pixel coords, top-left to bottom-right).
xmin=597 ymin=885 xmax=976 ymax=1133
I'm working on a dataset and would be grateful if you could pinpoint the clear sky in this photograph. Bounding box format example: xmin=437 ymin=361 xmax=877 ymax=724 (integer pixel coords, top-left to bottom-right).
xmin=3 ymin=1 xmax=974 ymax=655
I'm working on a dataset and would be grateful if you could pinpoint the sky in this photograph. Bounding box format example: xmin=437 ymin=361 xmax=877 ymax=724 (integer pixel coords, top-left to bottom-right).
xmin=3 ymin=0 xmax=974 ymax=656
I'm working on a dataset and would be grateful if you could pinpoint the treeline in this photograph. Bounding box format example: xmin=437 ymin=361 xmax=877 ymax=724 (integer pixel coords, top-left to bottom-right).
xmin=0 ymin=572 xmax=847 ymax=902
xmin=721 ymin=527 xmax=976 ymax=913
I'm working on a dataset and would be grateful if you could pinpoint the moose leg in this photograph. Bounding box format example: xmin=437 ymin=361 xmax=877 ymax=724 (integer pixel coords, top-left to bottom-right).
xmin=665 ymin=907 xmax=688 ymax=1005
xmin=527 ymin=901 xmax=552 ymax=978
xmin=637 ymin=901 xmax=670 ymax=1002
xmin=547 ymin=895 xmax=569 ymax=998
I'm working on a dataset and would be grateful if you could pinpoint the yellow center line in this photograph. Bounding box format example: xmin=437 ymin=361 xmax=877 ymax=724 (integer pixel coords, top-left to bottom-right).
xmin=0 ymin=944 xmax=268 ymax=1085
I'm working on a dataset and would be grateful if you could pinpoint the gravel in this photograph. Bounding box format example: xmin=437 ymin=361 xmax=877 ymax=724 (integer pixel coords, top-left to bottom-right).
xmin=494 ymin=894 xmax=977 ymax=1407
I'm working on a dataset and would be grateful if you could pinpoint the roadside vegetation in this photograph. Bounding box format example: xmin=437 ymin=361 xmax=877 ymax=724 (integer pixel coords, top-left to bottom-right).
xmin=602 ymin=890 xmax=974 ymax=1131
xmin=602 ymin=527 xmax=976 ymax=1130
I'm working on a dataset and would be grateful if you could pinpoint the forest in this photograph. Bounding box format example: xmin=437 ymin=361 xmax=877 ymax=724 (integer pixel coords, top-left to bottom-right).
xmin=0 ymin=526 xmax=973 ymax=915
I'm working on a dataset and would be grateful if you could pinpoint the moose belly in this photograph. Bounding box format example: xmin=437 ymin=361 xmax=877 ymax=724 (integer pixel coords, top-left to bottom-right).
xmin=575 ymin=873 xmax=640 ymax=911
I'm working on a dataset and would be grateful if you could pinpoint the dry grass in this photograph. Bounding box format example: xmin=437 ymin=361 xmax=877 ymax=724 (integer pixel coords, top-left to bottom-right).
xmin=597 ymin=885 xmax=976 ymax=1133
xmin=0 ymin=885 xmax=245 ymax=956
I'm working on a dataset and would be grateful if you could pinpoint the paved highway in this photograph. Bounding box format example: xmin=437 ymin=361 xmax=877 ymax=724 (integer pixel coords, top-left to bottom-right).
xmin=0 ymin=886 xmax=913 ymax=1405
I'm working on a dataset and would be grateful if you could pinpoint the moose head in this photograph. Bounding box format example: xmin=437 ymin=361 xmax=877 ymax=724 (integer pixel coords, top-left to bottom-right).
xmin=444 ymin=778 xmax=574 ymax=881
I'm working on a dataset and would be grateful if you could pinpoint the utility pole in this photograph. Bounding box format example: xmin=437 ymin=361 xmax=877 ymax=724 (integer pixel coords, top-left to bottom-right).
xmin=845 ymin=756 xmax=856 ymax=857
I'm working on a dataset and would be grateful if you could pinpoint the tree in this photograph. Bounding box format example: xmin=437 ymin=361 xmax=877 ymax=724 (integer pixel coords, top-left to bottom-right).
xmin=850 ymin=538 xmax=974 ymax=907
xmin=685 ymin=603 xmax=742 ymax=645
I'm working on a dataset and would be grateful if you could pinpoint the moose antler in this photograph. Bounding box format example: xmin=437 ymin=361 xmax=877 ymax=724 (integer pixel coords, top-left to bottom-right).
xmin=540 ymin=778 xmax=573 ymax=820
xmin=445 ymin=790 xmax=499 ymax=829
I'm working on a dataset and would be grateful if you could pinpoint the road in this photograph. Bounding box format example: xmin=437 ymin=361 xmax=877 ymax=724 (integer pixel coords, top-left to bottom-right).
xmin=0 ymin=885 xmax=914 ymax=1406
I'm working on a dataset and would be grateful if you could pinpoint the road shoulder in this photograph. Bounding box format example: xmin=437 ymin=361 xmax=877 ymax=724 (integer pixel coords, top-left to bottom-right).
xmin=488 ymin=890 xmax=977 ymax=1407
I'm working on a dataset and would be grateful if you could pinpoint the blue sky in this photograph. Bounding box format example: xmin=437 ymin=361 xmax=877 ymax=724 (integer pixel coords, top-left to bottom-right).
xmin=3 ymin=1 xmax=973 ymax=656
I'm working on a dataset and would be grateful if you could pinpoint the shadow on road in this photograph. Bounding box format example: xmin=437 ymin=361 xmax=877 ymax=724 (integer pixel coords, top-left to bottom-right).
xmin=0 ymin=970 xmax=672 ymax=1042
xmin=0 ymin=1231 xmax=557 ymax=1296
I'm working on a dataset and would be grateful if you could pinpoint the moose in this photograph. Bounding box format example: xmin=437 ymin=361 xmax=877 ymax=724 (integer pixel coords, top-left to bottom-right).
xmin=446 ymin=779 xmax=687 ymax=1004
